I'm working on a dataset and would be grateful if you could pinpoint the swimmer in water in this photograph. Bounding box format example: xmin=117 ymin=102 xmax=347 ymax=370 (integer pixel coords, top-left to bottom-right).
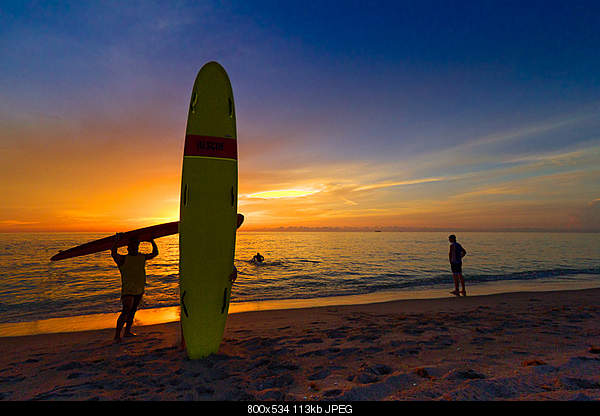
xmin=252 ymin=252 xmax=264 ymax=263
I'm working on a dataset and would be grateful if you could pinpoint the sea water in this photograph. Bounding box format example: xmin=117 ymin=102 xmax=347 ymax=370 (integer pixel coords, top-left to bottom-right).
xmin=0 ymin=232 xmax=599 ymax=330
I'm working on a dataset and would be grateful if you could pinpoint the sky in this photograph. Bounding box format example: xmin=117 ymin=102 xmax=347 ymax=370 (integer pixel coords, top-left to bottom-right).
xmin=1 ymin=0 xmax=599 ymax=232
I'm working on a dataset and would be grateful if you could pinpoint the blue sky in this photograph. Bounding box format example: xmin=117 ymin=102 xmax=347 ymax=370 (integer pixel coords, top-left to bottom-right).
xmin=1 ymin=1 xmax=599 ymax=231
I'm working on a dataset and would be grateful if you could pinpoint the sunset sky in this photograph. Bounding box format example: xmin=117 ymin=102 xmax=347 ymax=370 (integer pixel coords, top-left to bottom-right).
xmin=1 ymin=1 xmax=599 ymax=232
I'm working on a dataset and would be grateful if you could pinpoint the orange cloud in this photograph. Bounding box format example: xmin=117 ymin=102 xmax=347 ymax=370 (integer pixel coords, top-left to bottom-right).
xmin=245 ymin=188 xmax=321 ymax=199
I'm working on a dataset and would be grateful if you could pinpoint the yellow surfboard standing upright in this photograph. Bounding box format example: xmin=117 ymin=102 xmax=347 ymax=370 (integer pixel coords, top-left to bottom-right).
xmin=179 ymin=62 xmax=238 ymax=359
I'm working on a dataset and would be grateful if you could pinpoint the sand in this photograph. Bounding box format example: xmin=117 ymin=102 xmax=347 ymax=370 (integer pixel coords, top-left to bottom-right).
xmin=1 ymin=288 xmax=600 ymax=401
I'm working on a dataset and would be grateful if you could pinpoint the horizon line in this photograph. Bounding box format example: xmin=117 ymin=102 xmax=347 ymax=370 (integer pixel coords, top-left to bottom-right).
xmin=1 ymin=227 xmax=599 ymax=234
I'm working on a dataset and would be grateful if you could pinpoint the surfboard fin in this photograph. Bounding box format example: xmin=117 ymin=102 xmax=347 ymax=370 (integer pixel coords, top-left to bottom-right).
xmin=181 ymin=291 xmax=189 ymax=318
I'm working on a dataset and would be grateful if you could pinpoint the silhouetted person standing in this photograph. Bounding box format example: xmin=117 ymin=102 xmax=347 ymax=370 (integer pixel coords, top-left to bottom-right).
xmin=448 ymin=234 xmax=467 ymax=296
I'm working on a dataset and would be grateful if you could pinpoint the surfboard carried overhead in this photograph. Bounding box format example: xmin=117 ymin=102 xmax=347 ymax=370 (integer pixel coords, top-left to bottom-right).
xmin=50 ymin=221 xmax=179 ymax=261
xmin=179 ymin=62 xmax=238 ymax=359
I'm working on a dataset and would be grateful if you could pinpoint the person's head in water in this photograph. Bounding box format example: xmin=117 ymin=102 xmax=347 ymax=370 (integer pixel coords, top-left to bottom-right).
xmin=448 ymin=235 xmax=456 ymax=243
xmin=127 ymin=240 xmax=140 ymax=255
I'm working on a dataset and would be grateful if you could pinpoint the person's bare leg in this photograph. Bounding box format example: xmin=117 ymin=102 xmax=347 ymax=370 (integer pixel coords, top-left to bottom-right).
xmin=459 ymin=273 xmax=466 ymax=296
xmin=451 ymin=274 xmax=460 ymax=295
xmin=124 ymin=295 xmax=141 ymax=337
xmin=115 ymin=296 xmax=134 ymax=342
xmin=114 ymin=314 xmax=125 ymax=342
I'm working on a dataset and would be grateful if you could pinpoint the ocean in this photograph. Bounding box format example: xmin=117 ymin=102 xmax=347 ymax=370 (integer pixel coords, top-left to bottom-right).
xmin=1 ymin=231 xmax=599 ymax=333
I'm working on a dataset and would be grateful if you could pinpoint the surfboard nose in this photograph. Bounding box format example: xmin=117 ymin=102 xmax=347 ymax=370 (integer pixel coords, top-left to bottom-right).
xmin=186 ymin=63 xmax=236 ymax=139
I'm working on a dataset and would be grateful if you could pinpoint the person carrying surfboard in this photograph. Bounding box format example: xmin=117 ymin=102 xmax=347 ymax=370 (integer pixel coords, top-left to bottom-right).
xmin=448 ymin=234 xmax=467 ymax=296
xmin=111 ymin=235 xmax=159 ymax=343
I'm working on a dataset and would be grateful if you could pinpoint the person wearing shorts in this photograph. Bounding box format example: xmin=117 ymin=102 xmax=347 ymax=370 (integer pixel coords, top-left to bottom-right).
xmin=448 ymin=234 xmax=467 ymax=296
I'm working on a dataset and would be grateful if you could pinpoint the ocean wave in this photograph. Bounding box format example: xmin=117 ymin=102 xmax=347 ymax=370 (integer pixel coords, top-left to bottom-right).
xmin=229 ymin=267 xmax=600 ymax=303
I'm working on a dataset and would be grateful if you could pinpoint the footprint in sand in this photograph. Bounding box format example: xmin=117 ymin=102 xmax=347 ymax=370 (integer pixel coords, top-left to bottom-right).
xmin=297 ymin=337 xmax=324 ymax=345
xmin=308 ymin=369 xmax=330 ymax=381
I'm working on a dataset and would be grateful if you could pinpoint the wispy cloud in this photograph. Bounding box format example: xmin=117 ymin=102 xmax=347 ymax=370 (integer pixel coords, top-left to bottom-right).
xmin=0 ymin=220 xmax=40 ymax=225
xmin=502 ymin=145 xmax=600 ymax=167
xmin=396 ymin=108 xmax=600 ymax=179
xmin=245 ymin=188 xmax=321 ymax=199
xmin=352 ymin=177 xmax=447 ymax=192
xmin=461 ymin=111 xmax=596 ymax=150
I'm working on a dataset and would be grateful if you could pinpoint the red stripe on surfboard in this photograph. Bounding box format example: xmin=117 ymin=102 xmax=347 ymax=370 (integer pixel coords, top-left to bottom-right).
xmin=184 ymin=135 xmax=237 ymax=159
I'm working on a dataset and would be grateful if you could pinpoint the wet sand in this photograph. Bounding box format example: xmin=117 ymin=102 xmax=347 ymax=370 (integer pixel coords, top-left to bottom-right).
xmin=1 ymin=288 xmax=600 ymax=401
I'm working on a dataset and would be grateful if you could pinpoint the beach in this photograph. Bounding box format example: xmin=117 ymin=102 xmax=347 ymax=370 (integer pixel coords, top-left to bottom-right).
xmin=1 ymin=287 xmax=600 ymax=401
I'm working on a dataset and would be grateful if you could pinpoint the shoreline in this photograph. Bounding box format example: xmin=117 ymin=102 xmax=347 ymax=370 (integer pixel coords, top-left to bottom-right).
xmin=0 ymin=276 xmax=600 ymax=339
xmin=2 ymin=277 xmax=599 ymax=338
xmin=1 ymin=287 xmax=600 ymax=400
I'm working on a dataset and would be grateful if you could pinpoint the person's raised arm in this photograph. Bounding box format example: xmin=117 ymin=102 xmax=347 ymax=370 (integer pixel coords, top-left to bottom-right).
xmin=145 ymin=239 xmax=159 ymax=260
xmin=111 ymin=233 xmax=125 ymax=267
